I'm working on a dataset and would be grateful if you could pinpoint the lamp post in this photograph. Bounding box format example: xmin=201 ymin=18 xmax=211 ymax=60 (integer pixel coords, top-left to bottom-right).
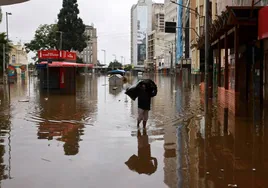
xmin=56 ymin=31 xmax=63 ymax=50
xmin=6 ymin=12 xmax=12 ymax=41
xmin=112 ymin=54 xmax=116 ymax=70
xmin=101 ymin=49 xmax=106 ymax=65
xmin=6 ymin=12 xmax=12 ymax=102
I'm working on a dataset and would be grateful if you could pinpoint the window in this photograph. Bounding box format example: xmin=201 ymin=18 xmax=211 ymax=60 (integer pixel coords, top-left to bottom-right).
xmin=12 ymin=55 xmax=16 ymax=64
xmin=200 ymin=5 xmax=204 ymax=16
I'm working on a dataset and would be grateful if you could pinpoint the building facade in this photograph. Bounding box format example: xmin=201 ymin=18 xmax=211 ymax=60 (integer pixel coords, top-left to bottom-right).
xmin=130 ymin=0 xmax=152 ymax=69
xmin=9 ymin=42 xmax=28 ymax=66
xmin=78 ymin=24 xmax=98 ymax=66
xmin=147 ymin=3 xmax=165 ymax=70
xmin=164 ymin=0 xmax=177 ymax=70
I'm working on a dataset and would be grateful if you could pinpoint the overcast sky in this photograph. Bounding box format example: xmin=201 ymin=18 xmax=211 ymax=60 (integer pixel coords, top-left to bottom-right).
xmin=0 ymin=0 xmax=164 ymax=64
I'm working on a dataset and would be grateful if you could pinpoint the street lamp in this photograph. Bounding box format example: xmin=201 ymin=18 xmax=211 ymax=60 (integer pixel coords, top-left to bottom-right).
xmin=56 ymin=31 xmax=63 ymax=50
xmin=6 ymin=12 xmax=12 ymax=41
xmin=101 ymin=49 xmax=106 ymax=65
xmin=112 ymin=54 xmax=116 ymax=61
xmin=6 ymin=12 xmax=12 ymax=102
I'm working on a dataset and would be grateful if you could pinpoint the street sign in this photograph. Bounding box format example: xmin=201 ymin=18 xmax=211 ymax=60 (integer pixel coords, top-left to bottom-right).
xmin=165 ymin=22 xmax=176 ymax=33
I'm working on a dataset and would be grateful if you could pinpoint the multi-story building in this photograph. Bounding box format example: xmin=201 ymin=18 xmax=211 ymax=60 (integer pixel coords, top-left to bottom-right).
xmin=147 ymin=3 xmax=165 ymax=70
xmin=78 ymin=24 xmax=98 ymax=66
xmin=9 ymin=42 xmax=28 ymax=65
xmin=190 ymin=0 xmax=210 ymax=75
xmin=130 ymin=0 xmax=152 ymax=70
xmin=164 ymin=0 xmax=177 ymax=70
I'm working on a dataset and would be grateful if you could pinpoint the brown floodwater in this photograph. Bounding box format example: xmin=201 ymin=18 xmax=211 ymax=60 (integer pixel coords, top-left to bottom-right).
xmin=0 ymin=73 xmax=267 ymax=188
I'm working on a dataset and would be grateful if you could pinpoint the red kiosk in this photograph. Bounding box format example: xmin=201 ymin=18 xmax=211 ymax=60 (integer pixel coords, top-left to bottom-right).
xmin=37 ymin=50 xmax=93 ymax=94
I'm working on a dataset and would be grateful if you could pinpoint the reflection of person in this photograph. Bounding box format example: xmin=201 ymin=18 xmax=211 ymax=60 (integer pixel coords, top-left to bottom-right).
xmin=137 ymin=84 xmax=152 ymax=129
xmin=125 ymin=129 xmax=158 ymax=175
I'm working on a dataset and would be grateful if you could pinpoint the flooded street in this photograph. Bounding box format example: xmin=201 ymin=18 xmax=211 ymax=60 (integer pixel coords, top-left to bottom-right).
xmin=0 ymin=74 xmax=268 ymax=188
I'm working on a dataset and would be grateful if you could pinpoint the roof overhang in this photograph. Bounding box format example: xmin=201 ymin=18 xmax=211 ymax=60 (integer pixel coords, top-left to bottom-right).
xmin=38 ymin=62 xmax=94 ymax=68
xmin=196 ymin=6 xmax=262 ymax=49
xmin=0 ymin=0 xmax=29 ymax=6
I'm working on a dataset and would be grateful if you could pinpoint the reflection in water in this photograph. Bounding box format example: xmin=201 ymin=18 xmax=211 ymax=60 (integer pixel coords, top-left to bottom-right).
xmin=125 ymin=129 xmax=158 ymax=175
xmin=1 ymin=72 xmax=268 ymax=187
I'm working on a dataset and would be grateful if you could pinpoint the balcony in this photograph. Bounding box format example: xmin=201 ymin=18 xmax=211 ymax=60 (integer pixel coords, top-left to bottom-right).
xmin=217 ymin=0 xmax=267 ymax=13
xmin=0 ymin=0 xmax=29 ymax=6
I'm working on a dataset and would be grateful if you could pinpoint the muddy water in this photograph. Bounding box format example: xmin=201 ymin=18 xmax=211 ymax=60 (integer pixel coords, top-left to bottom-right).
xmin=0 ymin=74 xmax=267 ymax=188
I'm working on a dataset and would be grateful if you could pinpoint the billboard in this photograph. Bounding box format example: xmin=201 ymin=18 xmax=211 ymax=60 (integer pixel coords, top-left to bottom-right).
xmin=137 ymin=6 xmax=148 ymax=64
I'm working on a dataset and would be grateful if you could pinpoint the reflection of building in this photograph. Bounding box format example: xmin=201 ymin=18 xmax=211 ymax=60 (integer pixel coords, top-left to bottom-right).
xmin=77 ymin=24 xmax=98 ymax=66
xmin=36 ymin=94 xmax=97 ymax=156
xmin=131 ymin=0 xmax=152 ymax=68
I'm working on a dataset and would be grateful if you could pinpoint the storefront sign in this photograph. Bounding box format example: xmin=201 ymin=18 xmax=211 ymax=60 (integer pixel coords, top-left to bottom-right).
xmin=258 ymin=6 xmax=268 ymax=40
xmin=38 ymin=50 xmax=60 ymax=59
xmin=38 ymin=50 xmax=77 ymax=61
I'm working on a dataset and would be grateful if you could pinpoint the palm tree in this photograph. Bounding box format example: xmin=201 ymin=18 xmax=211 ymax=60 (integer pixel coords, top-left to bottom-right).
xmin=0 ymin=33 xmax=12 ymax=75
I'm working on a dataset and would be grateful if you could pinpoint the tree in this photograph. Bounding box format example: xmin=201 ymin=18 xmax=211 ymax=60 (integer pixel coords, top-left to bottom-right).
xmin=0 ymin=33 xmax=12 ymax=74
xmin=124 ymin=64 xmax=133 ymax=71
xmin=57 ymin=0 xmax=87 ymax=52
xmin=25 ymin=24 xmax=58 ymax=61
xmin=108 ymin=60 xmax=122 ymax=70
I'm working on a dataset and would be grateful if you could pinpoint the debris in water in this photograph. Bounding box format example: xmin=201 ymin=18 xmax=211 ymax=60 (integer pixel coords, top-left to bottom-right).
xmin=113 ymin=87 xmax=118 ymax=90
xmin=41 ymin=158 xmax=51 ymax=162
xmin=252 ymin=168 xmax=256 ymax=171
xmin=45 ymin=98 xmax=48 ymax=101
xmin=206 ymin=172 xmax=210 ymax=175
xmin=220 ymin=169 xmax=224 ymax=172
xmin=228 ymin=184 xmax=238 ymax=187
xmin=19 ymin=99 xmax=30 ymax=102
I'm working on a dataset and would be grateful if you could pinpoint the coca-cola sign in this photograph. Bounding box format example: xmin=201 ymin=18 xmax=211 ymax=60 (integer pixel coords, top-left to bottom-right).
xmin=38 ymin=50 xmax=77 ymax=61
xmin=38 ymin=50 xmax=60 ymax=59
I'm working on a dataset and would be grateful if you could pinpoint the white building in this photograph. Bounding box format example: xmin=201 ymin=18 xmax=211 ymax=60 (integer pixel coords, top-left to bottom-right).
xmin=130 ymin=0 xmax=152 ymax=70
xmin=147 ymin=3 xmax=165 ymax=70
xmin=78 ymin=24 xmax=98 ymax=66
xmin=10 ymin=42 xmax=28 ymax=66
xmin=164 ymin=0 xmax=177 ymax=70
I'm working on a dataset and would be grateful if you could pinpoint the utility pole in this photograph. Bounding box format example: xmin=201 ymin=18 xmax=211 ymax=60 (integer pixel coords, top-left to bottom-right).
xmin=101 ymin=49 xmax=106 ymax=65
xmin=3 ymin=44 xmax=5 ymax=78
xmin=56 ymin=31 xmax=63 ymax=50
xmin=6 ymin=12 xmax=12 ymax=102
xmin=170 ymin=42 xmax=174 ymax=74
xmin=112 ymin=54 xmax=116 ymax=70
xmin=205 ymin=0 xmax=209 ymax=113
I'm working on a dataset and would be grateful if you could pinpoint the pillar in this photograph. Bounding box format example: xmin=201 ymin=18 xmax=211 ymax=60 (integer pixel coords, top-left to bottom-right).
xmin=224 ymin=33 xmax=229 ymax=90
xmin=218 ymin=39 xmax=221 ymax=87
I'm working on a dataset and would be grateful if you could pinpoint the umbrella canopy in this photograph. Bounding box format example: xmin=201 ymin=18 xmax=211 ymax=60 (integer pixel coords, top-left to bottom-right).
xmin=108 ymin=69 xmax=125 ymax=75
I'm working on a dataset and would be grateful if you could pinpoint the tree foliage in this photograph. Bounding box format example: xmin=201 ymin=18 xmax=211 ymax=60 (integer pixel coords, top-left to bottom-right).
xmin=108 ymin=60 xmax=122 ymax=70
xmin=0 ymin=33 xmax=12 ymax=73
xmin=25 ymin=24 xmax=58 ymax=53
xmin=57 ymin=0 xmax=87 ymax=52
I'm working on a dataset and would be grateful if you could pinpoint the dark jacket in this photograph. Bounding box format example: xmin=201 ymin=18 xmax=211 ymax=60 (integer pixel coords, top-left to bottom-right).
xmin=138 ymin=86 xmax=151 ymax=110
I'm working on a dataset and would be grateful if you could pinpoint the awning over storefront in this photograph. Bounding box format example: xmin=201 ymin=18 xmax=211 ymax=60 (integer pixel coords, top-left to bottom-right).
xmin=37 ymin=62 xmax=94 ymax=68
xmin=0 ymin=0 xmax=29 ymax=6
xmin=258 ymin=6 xmax=268 ymax=40
xmin=196 ymin=6 xmax=261 ymax=49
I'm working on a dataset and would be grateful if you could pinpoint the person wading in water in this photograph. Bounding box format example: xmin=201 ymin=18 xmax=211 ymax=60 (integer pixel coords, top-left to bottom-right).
xmin=137 ymin=83 xmax=152 ymax=129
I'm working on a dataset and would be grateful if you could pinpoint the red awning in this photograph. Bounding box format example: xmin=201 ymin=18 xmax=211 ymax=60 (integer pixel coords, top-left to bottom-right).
xmin=39 ymin=61 xmax=94 ymax=68
xmin=258 ymin=6 xmax=268 ymax=40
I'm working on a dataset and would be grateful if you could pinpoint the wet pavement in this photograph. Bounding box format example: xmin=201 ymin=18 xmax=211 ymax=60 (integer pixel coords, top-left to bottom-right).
xmin=0 ymin=73 xmax=268 ymax=188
